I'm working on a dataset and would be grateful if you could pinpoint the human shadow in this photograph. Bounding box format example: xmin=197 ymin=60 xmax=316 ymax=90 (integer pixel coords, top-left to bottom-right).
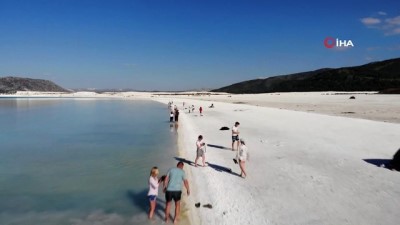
xmin=207 ymin=144 xmax=231 ymax=151
xmin=206 ymin=161 xmax=241 ymax=177
xmin=174 ymin=157 xmax=195 ymax=167
xmin=126 ymin=189 xmax=167 ymax=221
xmin=363 ymin=159 xmax=392 ymax=170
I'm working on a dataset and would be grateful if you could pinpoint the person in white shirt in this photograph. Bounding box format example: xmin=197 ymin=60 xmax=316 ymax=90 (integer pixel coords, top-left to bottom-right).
xmin=194 ymin=135 xmax=206 ymax=167
xmin=238 ymin=138 xmax=249 ymax=178
xmin=147 ymin=167 xmax=164 ymax=219
xmin=232 ymin=122 xmax=240 ymax=151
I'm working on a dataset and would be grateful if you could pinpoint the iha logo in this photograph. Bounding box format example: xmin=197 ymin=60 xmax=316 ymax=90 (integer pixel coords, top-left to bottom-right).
xmin=324 ymin=37 xmax=354 ymax=48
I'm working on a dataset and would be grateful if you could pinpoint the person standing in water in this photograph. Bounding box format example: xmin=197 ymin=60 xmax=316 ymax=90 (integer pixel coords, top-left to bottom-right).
xmin=170 ymin=111 xmax=174 ymax=122
xmin=163 ymin=162 xmax=190 ymax=224
xmin=174 ymin=109 xmax=179 ymax=122
xmin=147 ymin=167 xmax=164 ymax=219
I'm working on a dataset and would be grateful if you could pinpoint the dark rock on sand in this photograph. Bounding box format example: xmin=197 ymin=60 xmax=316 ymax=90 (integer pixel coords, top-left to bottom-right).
xmin=220 ymin=126 xmax=230 ymax=130
xmin=203 ymin=204 xmax=213 ymax=209
xmin=389 ymin=149 xmax=400 ymax=171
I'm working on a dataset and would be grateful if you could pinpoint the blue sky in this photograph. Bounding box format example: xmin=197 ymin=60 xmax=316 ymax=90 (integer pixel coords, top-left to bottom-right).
xmin=0 ymin=0 xmax=399 ymax=90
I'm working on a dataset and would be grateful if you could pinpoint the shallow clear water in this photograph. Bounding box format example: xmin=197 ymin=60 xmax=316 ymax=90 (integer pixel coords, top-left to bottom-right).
xmin=0 ymin=98 xmax=179 ymax=225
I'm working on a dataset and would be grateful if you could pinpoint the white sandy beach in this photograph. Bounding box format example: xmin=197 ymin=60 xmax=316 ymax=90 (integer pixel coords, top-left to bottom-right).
xmin=9 ymin=91 xmax=399 ymax=123
xmin=4 ymin=91 xmax=400 ymax=225
xmin=153 ymin=94 xmax=400 ymax=225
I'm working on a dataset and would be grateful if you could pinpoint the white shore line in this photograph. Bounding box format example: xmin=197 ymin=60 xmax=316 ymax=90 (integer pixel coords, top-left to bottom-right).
xmin=153 ymin=99 xmax=201 ymax=225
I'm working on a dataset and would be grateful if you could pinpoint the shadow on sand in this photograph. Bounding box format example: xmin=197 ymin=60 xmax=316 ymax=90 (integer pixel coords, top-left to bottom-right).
xmin=207 ymin=144 xmax=231 ymax=151
xmin=206 ymin=161 xmax=241 ymax=177
xmin=363 ymin=159 xmax=392 ymax=170
xmin=174 ymin=157 xmax=195 ymax=167
xmin=126 ymin=189 xmax=167 ymax=221
xmin=174 ymin=157 xmax=241 ymax=177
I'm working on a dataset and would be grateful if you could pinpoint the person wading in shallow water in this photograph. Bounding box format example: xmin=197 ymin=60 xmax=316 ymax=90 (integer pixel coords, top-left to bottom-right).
xmin=147 ymin=167 xmax=165 ymax=220
xmin=174 ymin=109 xmax=179 ymax=123
xmin=163 ymin=162 xmax=190 ymax=224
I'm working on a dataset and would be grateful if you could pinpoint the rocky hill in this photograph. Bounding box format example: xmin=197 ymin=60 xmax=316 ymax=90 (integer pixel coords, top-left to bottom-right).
xmin=0 ymin=77 xmax=70 ymax=94
xmin=213 ymin=58 xmax=400 ymax=94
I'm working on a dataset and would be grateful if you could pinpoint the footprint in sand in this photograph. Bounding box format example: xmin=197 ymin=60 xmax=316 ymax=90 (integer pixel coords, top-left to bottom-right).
xmin=270 ymin=141 xmax=283 ymax=147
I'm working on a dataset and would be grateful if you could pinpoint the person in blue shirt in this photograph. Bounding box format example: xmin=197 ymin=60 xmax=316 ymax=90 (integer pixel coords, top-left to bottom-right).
xmin=163 ymin=162 xmax=190 ymax=224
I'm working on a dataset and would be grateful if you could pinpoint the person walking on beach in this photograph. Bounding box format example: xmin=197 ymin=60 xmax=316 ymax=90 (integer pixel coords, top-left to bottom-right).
xmin=237 ymin=138 xmax=249 ymax=178
xmin=170 ymin=111 xmax=174 ymax=122
xmin=194 ymin=135 xmax=206 ymax=167
xmin=163 ymin=162 xmax=190 ymax=224
xmin=199 ymin=106 xmax=203 ymax=116
xmin=147 ymin=167 xmax=163 ymax=220
xmin=232 ymin=121 xmax=240 ymax=151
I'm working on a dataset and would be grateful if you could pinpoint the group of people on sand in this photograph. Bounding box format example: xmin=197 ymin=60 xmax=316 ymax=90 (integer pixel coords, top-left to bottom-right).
xmin=177 ymin=101 xmax=248 ymax=177
xmin=231 ymin=121 xmax=249 ymax=178
xmin=147 ymin=162 xmax=190 ymax=224
xmin=185 ymin=104 xmax=205 ymax=116
xmin=169 ymin=105 xmax=180 ymax=123
xmin=147 ymin=102 xmax=249 ymax=223
xmin=193 ymin=121 xmax=249 ymax=178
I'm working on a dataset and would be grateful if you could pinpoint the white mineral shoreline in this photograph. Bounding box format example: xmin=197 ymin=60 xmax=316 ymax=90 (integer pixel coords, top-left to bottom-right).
xmin=3 ymin=91 xmax=400 ymax=225
xmin=154 ymin=95 xmax=400 ymax=225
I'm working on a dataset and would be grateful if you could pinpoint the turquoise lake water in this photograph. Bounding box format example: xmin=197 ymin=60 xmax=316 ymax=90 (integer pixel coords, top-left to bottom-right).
xmin=0 ymin=98 xmax=180 ymax=225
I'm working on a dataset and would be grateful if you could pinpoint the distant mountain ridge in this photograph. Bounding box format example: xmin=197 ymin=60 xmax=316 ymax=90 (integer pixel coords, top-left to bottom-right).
xmin=212 ymin=58 xmax=400 ymax=94
xmin=0 ymin=77 xmax=70 ymax=94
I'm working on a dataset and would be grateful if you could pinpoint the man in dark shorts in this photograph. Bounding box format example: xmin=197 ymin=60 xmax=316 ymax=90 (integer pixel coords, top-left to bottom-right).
xmin=232 ymin=121 xmax=240 ymax=151
xmin=163 ymin=162 xmax=190 ymax=224
xmin=174 ymin=109 xmax=179 ymax=122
